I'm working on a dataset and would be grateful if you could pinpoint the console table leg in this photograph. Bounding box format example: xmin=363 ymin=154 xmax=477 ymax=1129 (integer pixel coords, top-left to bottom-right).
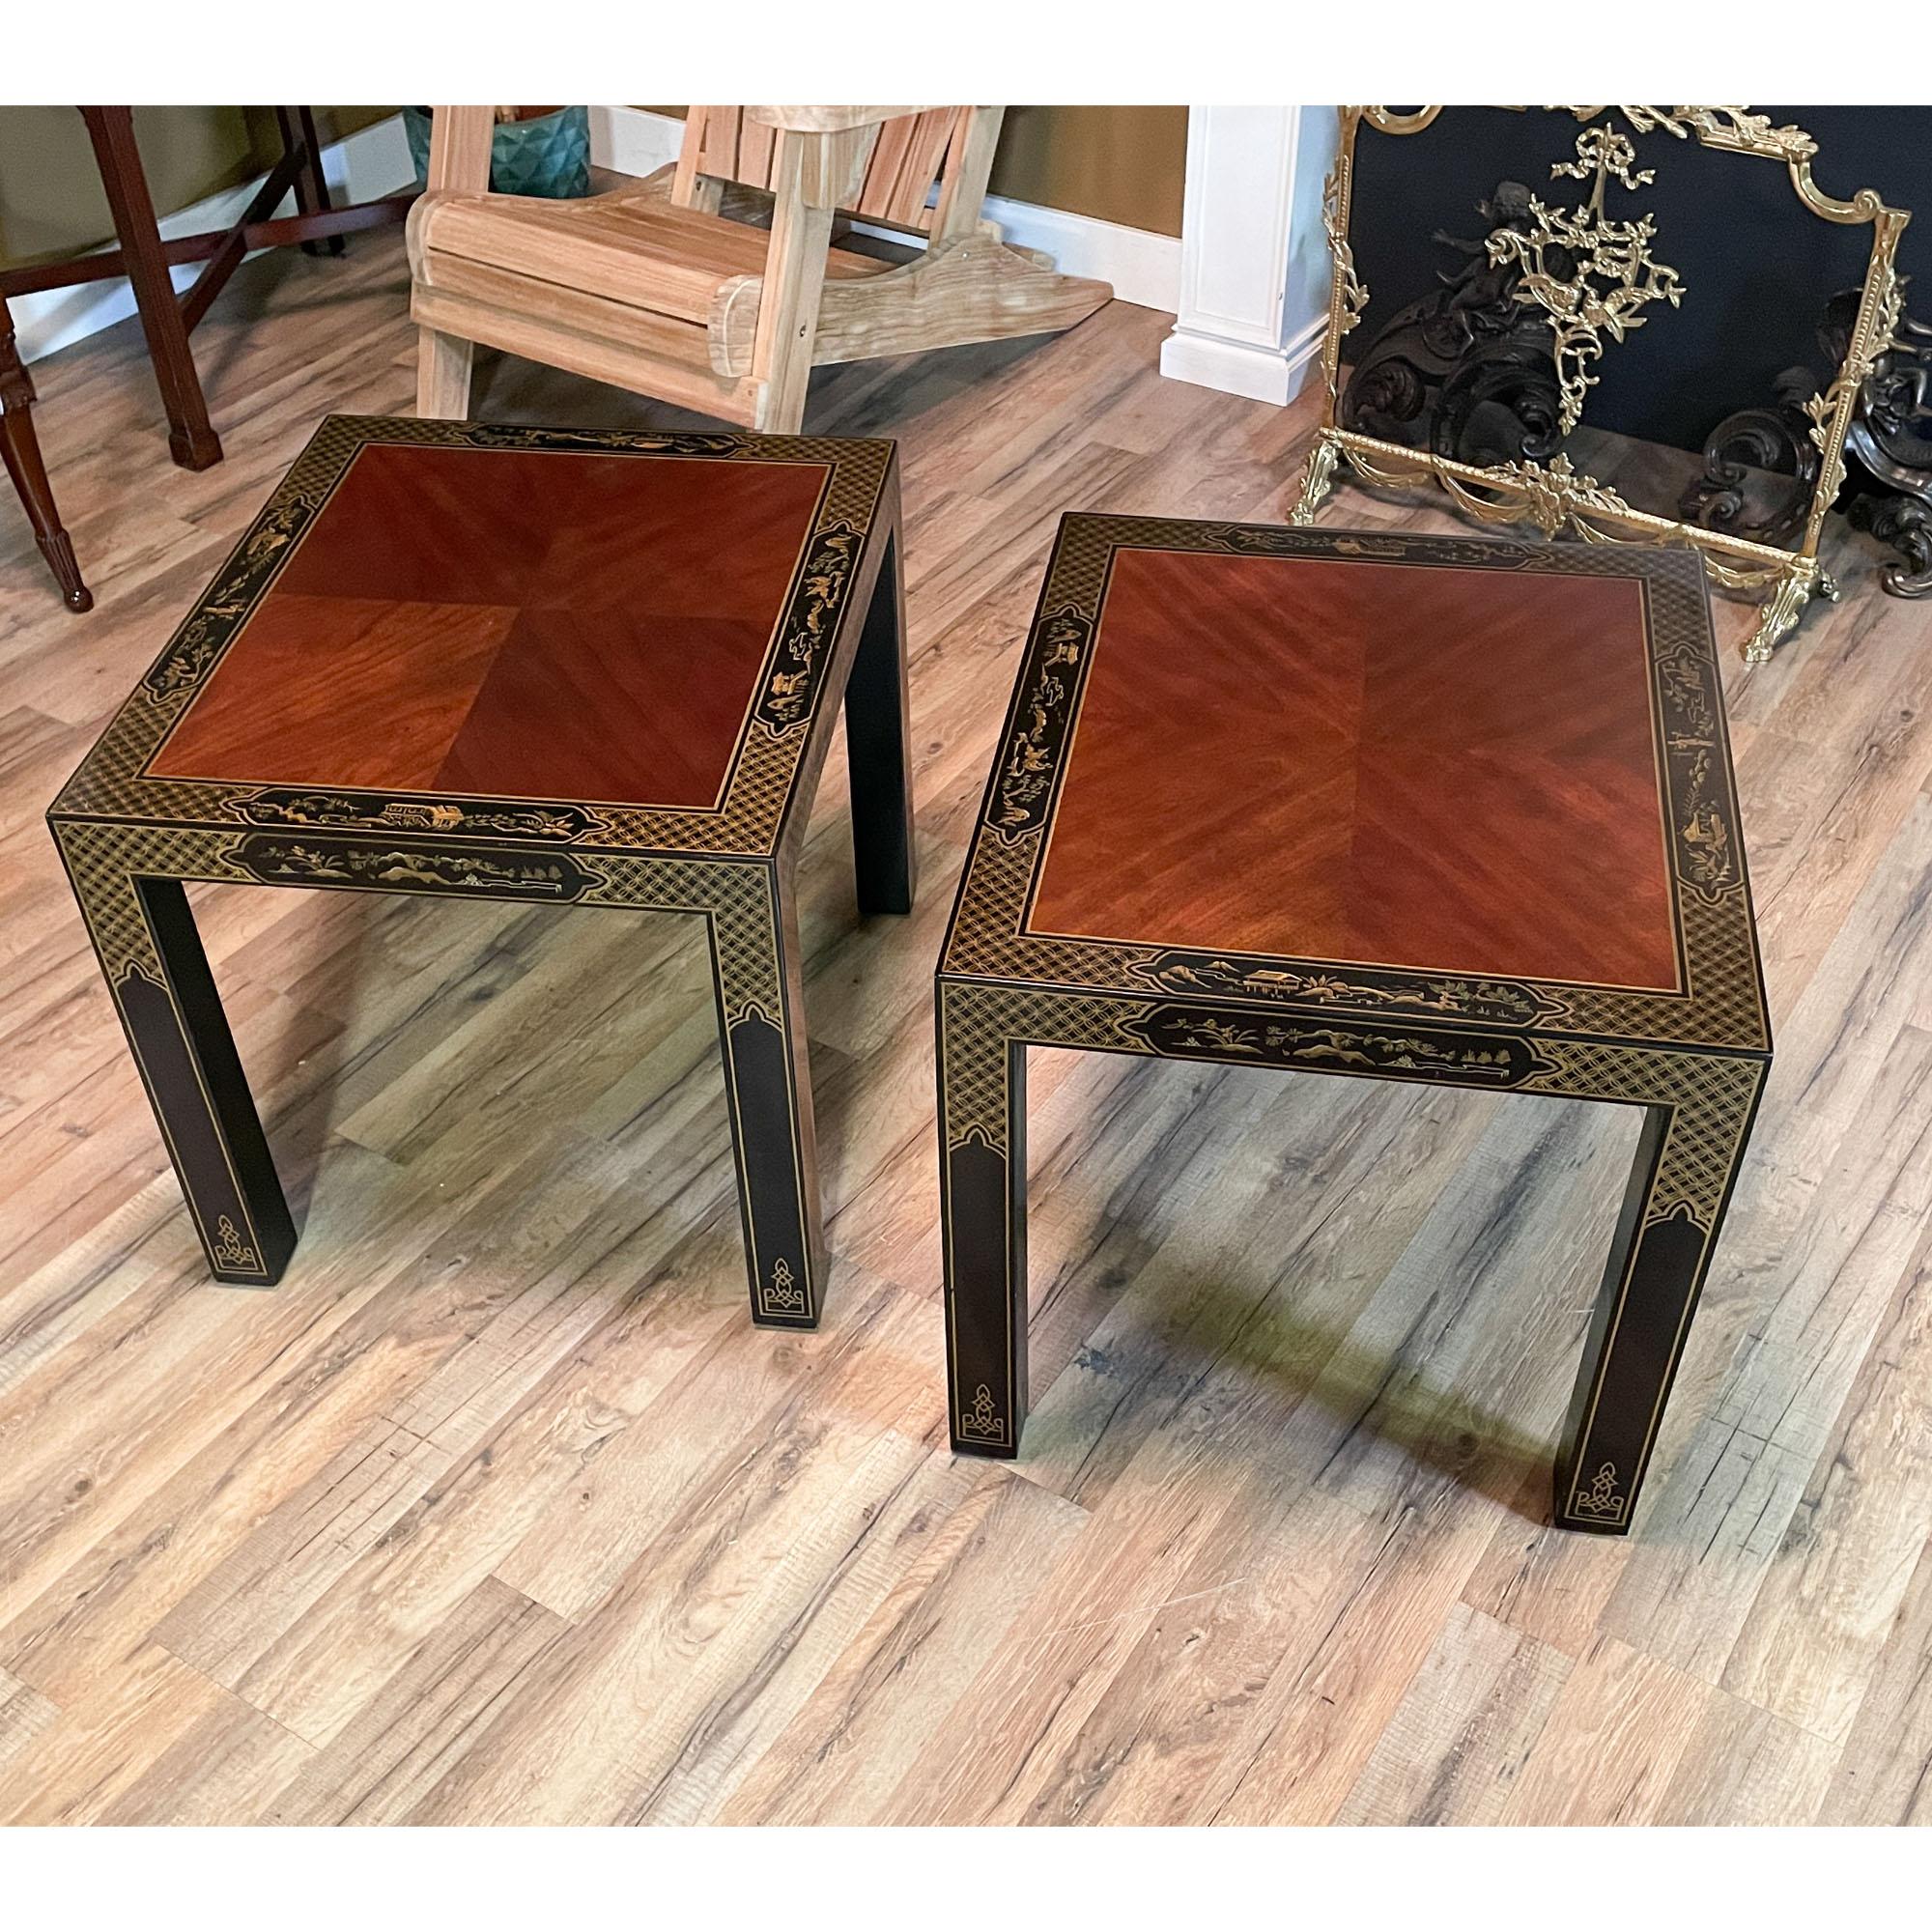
xmin=80 ymin=106 xmax=223 ymax=471
xmin=1555 ymin=1061 xmax=1767 ymax=1533
xmin=938 ymin=980 xmax=1028 ymax=1457
xmin=712 ymin=869 xmax=824 ymax=1327
xmin=843 ymin=526 xmax=916 ymax=916
xmin=56 ymin=850 xmax=294 ymax=1285
xmin=283 ymin=106 xmax=345 ymax=259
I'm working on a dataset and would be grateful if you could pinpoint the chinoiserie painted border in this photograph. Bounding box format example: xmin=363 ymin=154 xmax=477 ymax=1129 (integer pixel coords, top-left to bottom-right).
xmin=939 ymin=514 xmax=1770 ymax=1059
xmin=48 ymin=415 xmax=895 ymax=862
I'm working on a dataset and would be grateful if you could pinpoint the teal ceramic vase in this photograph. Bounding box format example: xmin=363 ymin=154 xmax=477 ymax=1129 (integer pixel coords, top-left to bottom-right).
xmin=404 ymin=106 xmax=591 ymax=199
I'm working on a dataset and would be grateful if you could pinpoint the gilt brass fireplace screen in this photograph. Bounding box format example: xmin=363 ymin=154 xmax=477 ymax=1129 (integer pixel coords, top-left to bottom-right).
xmin=1292 ymin=106 xmax=1910 ymax=661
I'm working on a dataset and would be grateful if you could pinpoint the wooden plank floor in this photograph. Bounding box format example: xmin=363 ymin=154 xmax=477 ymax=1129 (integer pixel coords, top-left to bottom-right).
xmin=2 ymin=228 xmax=1930 ymax=1826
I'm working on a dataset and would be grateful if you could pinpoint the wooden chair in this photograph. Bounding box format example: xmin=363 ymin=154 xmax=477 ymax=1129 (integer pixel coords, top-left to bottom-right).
xmin=408 ymin=105 xmax=1112 ymax=431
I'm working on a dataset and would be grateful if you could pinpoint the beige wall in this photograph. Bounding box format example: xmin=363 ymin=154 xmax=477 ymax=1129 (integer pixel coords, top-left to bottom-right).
xmin=991 ymin=106 xmax=1186 ymax=236
xmin=0 ymin=107 xmax=394 ymax=268
xmin=0 ymin=104 xmax=1185 ymax=270
xmin=646 ymin=105 xmax=1187 ymax=237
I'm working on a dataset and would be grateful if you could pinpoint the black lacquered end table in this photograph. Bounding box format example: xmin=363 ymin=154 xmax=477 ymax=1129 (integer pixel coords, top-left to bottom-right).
xmin=936 ymin=515 xmax=1770 ymax=1534
xmin=49 ymin=415 xmax=915 ymax=1327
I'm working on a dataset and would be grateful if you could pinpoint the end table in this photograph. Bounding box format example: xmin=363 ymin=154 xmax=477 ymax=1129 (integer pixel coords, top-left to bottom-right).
xmin=49 ymin=415 xmax=914 ymax=1326
xmin=936 ymin=515 xmax=1770 ymax=1532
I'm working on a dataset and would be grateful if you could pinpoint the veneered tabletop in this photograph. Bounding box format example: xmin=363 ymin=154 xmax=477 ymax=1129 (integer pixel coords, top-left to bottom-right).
xmin=54 ymin=416 xmax=896 ymax=859
xmin=942 ymin=516 xmax=1767 ymax=1058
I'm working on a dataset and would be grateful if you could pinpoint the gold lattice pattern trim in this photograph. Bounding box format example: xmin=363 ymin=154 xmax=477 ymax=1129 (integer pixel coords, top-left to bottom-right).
xmin=56 ymin=819 xmax=786 ymax=1031
xmin=1562 ymin=892 xmax=1764 ymax=1049
xmin=942 ymin=828 xmax=1152 ymax=986
xmin=54 ymin=821 xmax=244 ymax=979
xmin=1527 ymin=1041 xmax=1762 ymax=1232
xmin=582 ymin=855 xmax=780 ymax=1023
xmin=939 ymin=981 xmax=1151 ymax=1151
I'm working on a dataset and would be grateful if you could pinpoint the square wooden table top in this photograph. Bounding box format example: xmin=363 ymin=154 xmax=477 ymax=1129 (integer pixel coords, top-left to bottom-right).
xmin=941 ymin=515 xmax=1769 ymax=1060
xmin=52 ymin=416 xmax=896 ymax=859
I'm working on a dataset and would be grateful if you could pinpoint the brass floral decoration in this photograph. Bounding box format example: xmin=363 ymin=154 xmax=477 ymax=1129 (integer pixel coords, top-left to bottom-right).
xmin=1299 ymin=105 xmax=1911 ymax=663
xmin=1320 ymin=150 xmax=1369 ymax=401
xmin=1487 ymin=123 xmax=1686 ymax=434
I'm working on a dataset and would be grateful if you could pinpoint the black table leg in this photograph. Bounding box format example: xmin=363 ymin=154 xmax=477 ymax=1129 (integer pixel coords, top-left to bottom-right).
xmin=710 ymin=867 xmax=824 ymax=1326
xmin=55 ymin=837 xmax=293 ymax=1284
xmin=843 ymin=527 xmax=917 ymax=916
xmin=1555 ymin=1056 xmax=1768 ymax=1533
xmin=938 ymin=979 xmax=1028 ymax=1456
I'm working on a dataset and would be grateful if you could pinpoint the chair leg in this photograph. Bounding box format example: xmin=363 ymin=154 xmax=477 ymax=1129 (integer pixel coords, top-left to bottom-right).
xmin=1 ymin=302 xmax=91 ymax=611
xmin=843 ymin=528 xmax=916 ymax=915
xmin=79 ymin=106 xmax=223 ymax=471
xmin=416 ymin=326 xmax=474 ymax=418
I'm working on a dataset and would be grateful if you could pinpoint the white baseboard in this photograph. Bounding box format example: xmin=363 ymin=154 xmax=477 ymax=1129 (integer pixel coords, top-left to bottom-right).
xmin=15 ymin=113 xmax=416 ymax=366
xmin=587 ymin=104 xmax=683 ymax=180
xmin=981 ymin=194 xmax=1179 ymax=313
xmin=1159 ymin=312 xmax=1325 ymax=407
xmin=594 ymin=106 xmax=1181 ymax=314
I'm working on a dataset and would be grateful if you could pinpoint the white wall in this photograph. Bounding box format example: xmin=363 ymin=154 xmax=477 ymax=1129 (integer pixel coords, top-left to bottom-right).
xmin=1159 ymin=106 xmax=1338 ymax=406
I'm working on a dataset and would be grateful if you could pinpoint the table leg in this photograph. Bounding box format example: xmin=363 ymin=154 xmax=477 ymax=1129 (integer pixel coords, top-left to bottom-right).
xmin=57 ymin=848 xmax=294 ymax=1285
xmin=1554 ymin=1056 xmax=1768 ymax=1533
xmin=710 ymin=867 xmax=824 ymax=1326
xmin=1 ymin=300 xmax=91 ymax=611
xmin=938 ymin=980 xmax=1028 ymax=1457
xmin=283 ymin=107 xmax=345 ymax=259
xmin=79 ymin=106 xmax=223 ymax=471
xmin=842 ymin=527 xmax=916 ymax=915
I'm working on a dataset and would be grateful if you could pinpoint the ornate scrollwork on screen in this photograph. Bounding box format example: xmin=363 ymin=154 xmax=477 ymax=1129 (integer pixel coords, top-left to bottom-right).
xmin=1306 ymin=105 xmax=1911 ymax=663
xmin=1485 ymin=123 xmax=1685 ymax=435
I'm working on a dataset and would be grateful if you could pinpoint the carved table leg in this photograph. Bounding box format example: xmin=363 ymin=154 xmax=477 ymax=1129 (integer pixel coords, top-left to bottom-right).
xmin=1553 ymin=1052 xmax=1767 ymax=1532
xmin=843 ymin=527 xmax=917 ymax=916
xmin=937 ymin=979 xmax=1029 ymax=1457
xmin=53 ymin=832 xmax=295 ymax=1284
xmin=710 ymin=866 xmax=824 ymax=1326
xmin=1 ymin=298 xmax=91 ymax=611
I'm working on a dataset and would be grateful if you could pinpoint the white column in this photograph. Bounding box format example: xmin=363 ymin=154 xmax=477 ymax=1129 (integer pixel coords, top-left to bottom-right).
xmin=1159 ymin=106 xmax=1339 ymax=407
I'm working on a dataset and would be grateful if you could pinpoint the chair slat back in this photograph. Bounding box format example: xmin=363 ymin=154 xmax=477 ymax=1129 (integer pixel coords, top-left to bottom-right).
xmin=676 ymin=107 xmax=971 ymax=234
